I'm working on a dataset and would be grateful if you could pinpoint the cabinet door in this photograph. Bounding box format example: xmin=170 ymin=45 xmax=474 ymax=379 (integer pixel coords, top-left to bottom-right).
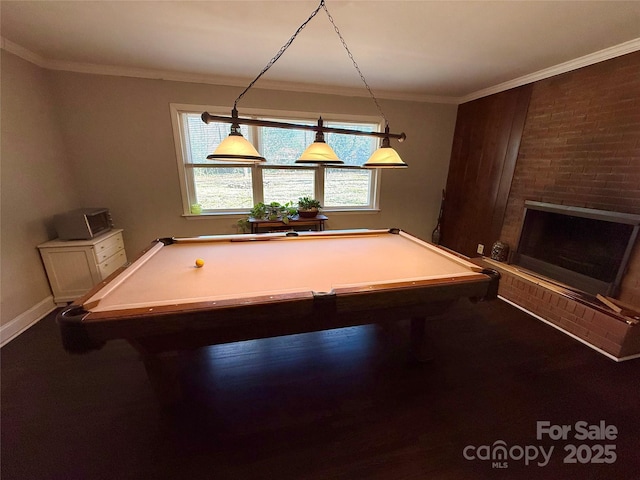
xmin=40 ymin=248 xmax=101 ymax=302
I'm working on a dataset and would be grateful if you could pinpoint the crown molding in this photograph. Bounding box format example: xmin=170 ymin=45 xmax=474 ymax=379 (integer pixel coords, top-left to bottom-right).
xmin=47 ymin=58 xmax=459 ymax=104
xmin=459 ymin=37 xmax=640 ymax=104
xmin=3 ymin=36 xmax=639 ymax=105
xmin=218 ymin=78 xmax=459 ymax=105
xmin=0 ymin=35 xmax=458 ymax=104
xmin=1 ymin=37 xmax=47 ymax=67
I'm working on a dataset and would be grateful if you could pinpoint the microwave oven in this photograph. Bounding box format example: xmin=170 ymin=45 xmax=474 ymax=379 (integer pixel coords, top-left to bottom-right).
xmin=53 ymin=208 xmax=113 ymax=240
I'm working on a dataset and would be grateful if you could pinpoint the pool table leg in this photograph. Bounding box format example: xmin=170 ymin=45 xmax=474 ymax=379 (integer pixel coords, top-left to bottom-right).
xmin=410 ymin=317 xmax=433 ymax=362
xmin=140 ymin=352 xmax=183 ymax=408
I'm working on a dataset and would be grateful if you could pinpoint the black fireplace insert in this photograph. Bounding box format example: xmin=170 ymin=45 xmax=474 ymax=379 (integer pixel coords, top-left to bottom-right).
xmin=513 ymin=201 xmax=640 ymax=296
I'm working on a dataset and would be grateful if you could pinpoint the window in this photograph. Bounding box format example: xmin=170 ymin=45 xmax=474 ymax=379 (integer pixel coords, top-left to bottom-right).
xmin=170 ymin=104 xmax=381 ymax=215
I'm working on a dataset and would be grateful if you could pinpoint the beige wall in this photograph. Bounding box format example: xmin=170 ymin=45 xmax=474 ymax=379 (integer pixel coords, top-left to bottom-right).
xmin=48 ymin=71 xmax=457 ymax=254
xmin=1 ymin=51 xmax=81 ymax=325
xmin=1 ymin=50 xmax=458 ymax=327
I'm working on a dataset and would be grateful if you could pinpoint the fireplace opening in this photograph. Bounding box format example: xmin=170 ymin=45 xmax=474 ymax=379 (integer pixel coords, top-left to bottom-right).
xmin=513 ymin=201 xmax=640 ymax=297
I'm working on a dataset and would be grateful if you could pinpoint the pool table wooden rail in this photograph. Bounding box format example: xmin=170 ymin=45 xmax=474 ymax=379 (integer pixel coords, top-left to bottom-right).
xmin=59 ymin=272 xmax=496 ymax=355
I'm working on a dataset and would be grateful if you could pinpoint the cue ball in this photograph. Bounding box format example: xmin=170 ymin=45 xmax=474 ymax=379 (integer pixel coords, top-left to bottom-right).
xmin=195 ymin=258 xmax=205 ymax=268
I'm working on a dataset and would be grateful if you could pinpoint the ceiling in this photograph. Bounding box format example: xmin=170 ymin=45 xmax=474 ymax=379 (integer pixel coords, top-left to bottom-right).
xmin=2 ymin=1 xmax=640 ymax=103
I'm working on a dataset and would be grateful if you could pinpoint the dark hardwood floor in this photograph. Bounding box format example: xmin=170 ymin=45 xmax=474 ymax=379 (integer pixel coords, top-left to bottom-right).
xmin=2 ymin=299 xmax=639 ymax=479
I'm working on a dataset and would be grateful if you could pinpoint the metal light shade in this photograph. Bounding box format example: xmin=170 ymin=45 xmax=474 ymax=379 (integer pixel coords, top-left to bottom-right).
xmin=206 ymin=131 xmax=266 ymax=163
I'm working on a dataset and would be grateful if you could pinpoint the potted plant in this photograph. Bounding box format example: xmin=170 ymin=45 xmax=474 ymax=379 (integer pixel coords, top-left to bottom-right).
xmin=297 ymin=197 xmax=322 ymax=218
xmin=237 ymin=201 xmax=297 ymax=233
xmin=252 ymin=201 xmax=297 ymax=221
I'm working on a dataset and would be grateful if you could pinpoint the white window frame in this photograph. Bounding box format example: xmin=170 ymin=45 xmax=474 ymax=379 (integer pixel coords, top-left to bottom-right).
xmin=170 ymin=103 xmax=382 ymax=216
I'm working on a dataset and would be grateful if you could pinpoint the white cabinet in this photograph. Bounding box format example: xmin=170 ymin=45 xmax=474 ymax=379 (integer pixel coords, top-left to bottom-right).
xmin=38 ymin=229 xmax=127 ymax=305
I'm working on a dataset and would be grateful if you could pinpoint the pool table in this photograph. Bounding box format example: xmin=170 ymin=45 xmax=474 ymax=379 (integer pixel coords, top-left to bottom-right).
xmin=58 ymin=228 xmax=499 ymax=405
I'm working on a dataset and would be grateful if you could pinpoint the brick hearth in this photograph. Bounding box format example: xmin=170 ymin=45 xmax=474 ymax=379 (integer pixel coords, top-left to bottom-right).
xmin=479 ymin=258 xmax=640 ymax=361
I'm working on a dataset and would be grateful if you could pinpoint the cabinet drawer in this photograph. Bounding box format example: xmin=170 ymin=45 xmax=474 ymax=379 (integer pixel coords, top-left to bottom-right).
xmin=98 ymin=250 xmax=127 ymax=279
xmin=95 ymin=241 xmax=124 ymax=264
xmin=94 ymin=233 xmax=124 ymax=263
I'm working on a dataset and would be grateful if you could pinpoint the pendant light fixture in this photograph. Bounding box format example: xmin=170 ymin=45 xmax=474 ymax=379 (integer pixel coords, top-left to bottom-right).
xmin=296 ymin=118 xmax=343 ymax=164
xmin=363 ymin=126 xmax=408 ymax=168
xmin=202 ymin=0 xmax=407 ymax=168
xmin=206 ymin=108 xmax=265 ymax=163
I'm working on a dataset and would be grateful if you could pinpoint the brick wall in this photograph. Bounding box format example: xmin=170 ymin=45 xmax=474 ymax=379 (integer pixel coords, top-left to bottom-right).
xmin=500 ymin=51 xmax=640 ymax=306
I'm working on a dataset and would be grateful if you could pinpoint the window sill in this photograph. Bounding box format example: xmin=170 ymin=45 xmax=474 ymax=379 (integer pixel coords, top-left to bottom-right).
xmin=182 ymin=209 xmax=380 ymax=219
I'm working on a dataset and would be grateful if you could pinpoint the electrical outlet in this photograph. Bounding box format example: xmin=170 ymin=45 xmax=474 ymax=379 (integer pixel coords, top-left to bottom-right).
xmin=477 ymin=243 xmax=484 ymax=255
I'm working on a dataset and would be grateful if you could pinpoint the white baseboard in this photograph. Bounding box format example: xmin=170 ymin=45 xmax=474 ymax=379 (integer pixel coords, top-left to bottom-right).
xmin=0 ymin=296 xmax=57 ymax=347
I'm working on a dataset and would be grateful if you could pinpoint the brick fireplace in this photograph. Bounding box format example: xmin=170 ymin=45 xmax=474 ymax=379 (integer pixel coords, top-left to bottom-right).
xmin=493 ymin=52 xmax=640 ymax=359
xmin=499 ymin=51 xmax=640 ymax=307
xmin=479 ymin=258 xmax=640 ymax=360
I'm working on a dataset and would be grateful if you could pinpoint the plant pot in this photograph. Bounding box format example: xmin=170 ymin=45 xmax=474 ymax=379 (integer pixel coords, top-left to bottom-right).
xmin=297 ymin=208 xmax=319 ymax=218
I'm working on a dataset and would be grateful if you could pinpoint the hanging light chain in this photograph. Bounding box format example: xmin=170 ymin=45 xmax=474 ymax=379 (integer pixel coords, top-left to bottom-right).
xmin=321 ymin=1 xmax=388 ymax=127
xmin=234 ymin=1 xmax=324 ymax=108
xmin=234 ymin=0 xmax=389 ymax=128
xmin=206 ymin=0 xmax=406 ymax=167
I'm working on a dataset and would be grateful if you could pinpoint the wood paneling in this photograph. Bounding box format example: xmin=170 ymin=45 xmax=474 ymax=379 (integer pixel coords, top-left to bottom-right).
xmin=441 ymin=84 xmax=532 ymax=257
